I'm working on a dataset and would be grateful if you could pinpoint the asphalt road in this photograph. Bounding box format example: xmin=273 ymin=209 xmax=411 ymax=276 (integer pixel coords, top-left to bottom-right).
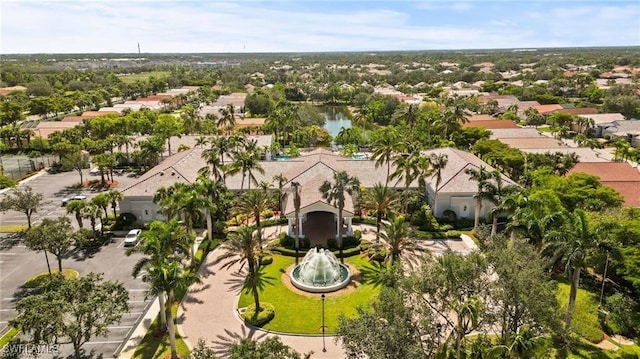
xmin=0 ymin=169 xmax=151 ymax=358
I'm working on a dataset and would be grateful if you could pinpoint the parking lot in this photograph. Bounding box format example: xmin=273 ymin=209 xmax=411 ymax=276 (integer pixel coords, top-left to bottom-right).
xmin=0 ymin=169 xmax=151 ymax=358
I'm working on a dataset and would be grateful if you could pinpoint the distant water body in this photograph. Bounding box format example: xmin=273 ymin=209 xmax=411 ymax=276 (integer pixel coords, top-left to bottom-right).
xmin=319 ymin=106 xmax=352 ymax=138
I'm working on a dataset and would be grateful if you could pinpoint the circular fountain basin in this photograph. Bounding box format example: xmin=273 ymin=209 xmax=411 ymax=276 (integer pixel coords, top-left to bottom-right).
xmin=290 ymin=247 xmax=351 ymax=293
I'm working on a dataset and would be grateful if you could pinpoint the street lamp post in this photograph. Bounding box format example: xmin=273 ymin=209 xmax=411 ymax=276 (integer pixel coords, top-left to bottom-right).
xmin=321 ymin=293 xmax=326 ymax=352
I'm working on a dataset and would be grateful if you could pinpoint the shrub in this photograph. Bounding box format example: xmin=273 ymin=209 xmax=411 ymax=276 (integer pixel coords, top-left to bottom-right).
xmin=442 ymin=209 xmax=457 ymax=222
xmin=353 ymin=230 xmax=362 ymax=241
xmin=260 ymin=209 xmax=274 ymax=218
xmin=445 ymin=230 xmax=463 ymax=238
xmin=259 ymin=255 xmax=273 ymax=266
xmin=327 ymin=237 xmax=337 ymax=249
xmin=242 ymin=302 xmax=275 ymax=327
xmin=604 ymin=292 xmax=639 ymax=336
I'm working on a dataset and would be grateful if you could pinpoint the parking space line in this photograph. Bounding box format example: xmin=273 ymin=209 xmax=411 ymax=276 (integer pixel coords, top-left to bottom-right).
xmin=127 ymin=289 xmax=147 ymax=292
xmin=126 ymin=312 xmax=143 ymax=315
xmin=0 ymin=253 xmax=17 ymax=255
xmin=107 ymin=325 xmax=133 ymax=329
xmin=127 ymin=300 xmax=147 ymax=303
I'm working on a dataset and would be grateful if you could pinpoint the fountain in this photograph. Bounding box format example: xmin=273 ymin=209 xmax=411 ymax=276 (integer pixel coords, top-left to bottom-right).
xmin=290 ymin=247 xmax=351 ymax=293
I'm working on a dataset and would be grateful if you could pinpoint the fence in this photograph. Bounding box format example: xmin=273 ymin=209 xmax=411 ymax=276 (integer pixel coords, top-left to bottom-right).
xmin=0 ymin=155 xmax=57 ymax=180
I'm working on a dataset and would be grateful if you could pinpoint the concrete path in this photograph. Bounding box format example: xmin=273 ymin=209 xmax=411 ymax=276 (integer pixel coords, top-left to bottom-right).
xmin=177 ymin=244 xmax=344 ymax=358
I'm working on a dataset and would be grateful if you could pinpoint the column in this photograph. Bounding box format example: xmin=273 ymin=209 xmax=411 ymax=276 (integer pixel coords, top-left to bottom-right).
xmin=346 ymin=217 xmax=353 ymax=236
xmin=288 ymin=218 xmax=295 ymax=237
xmin=298 ymin=216 xmax=304 ymax=238
xmin=336 ymin=213 xmax=340 ymax=238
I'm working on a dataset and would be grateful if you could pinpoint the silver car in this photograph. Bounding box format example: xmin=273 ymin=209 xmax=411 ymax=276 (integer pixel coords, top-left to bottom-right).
xmin=123 ymin=229 xmax=142 ymax=247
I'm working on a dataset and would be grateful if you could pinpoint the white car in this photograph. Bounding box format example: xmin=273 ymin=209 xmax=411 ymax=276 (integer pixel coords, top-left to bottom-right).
xmin=89 ymin=168 xmax=100 ymax=175
xmin=61 ymin=195 xmax=87 ymax=207
xmin=123 ymin=229 xmax=142 ymax=247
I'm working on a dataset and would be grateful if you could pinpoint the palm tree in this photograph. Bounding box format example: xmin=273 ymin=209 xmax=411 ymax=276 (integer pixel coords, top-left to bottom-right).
xmin=483 ymin=170 xmax=519 ymax=237
xmin=379 ymin=215 xmax=421 ymax=265
xmin=361 ymin=183 xmax=399 ymax=243
xmin=195 ymin=175 xmax=228 ymax=246
xmin=319 ymin=171 xmax=360 ymax=250
xmin=66 ymin=200 xmax=86 ymax=228
xmin=291 ymin=181 xmax=302 ymax=262
xmin=543 ymin=209 xmax=599 ymax=333
xmin=129 ymin=219 xmax=191 ymax=333
xmin=465 ymin=166 xmax=493 ymax=231
xmin=429 ymin=153 xmax=448 ymax=216
xmin=219 ymin=226 xmax=263 ymax=312
xmin=370 ymin=127 xmax=398 ymax=186
xmin=273 ymin=173 xmax=288 ymax=215
xmin=200 ymin=145 xmax=225 ymax=183
xmin=106 ymin=189 xmax=122 ymax=219
xmin=81 ymin=203 xmax=102 ymax=235
xmin=235 ymin=190 xmax=276 ymax=248
xmin=217 ymin=104 xmax=236 ymax=135
xmin=149 ymin=260 xmax=200 ymax=359
xmin=228 ymin=147 xmax=264 ymax=191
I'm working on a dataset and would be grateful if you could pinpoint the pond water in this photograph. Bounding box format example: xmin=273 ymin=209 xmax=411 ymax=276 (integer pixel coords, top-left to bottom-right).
xmin=320 ymin=106 xmax=352 ymax=138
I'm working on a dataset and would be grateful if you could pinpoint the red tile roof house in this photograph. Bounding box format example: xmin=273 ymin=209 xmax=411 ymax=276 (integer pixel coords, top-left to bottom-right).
xmin=119 ymin=144 xmax=515 ymax=236
xmin=569 ymin=162 xmax=640 ymax=207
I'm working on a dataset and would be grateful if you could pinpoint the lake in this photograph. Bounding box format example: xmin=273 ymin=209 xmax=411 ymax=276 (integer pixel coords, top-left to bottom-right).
xmin=320 ymin=106 xmax=352 ymax=138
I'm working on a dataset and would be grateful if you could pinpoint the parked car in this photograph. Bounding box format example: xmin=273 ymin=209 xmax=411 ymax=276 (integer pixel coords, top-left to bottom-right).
xmin=61 ymin=195 xmax=87 ymax=207
xmin=123 ymin=229 xmax=142 ymax=247
xmin=89 ymin=168 xmax=100 ymax=175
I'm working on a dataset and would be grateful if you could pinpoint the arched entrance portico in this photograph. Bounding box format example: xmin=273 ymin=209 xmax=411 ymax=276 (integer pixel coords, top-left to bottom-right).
xmin=286 ymin=201 xmax=354 ymax=244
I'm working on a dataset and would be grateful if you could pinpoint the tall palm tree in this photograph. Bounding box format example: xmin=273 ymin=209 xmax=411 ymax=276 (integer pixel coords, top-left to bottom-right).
xmin=106 ymin=189 xmax=122 ymax=219
xmin=319 ymin=171 xmax=360 ymax=250
xmin=228 ymin=147 xmax=264 ymax=191
xmin=195 ymin=175 xmax=228 ymax=245
xmin=200 ymin=144 xmax=225 ymax=182
xmin=81 ymin=203 xmax=102 ymax=235
xmin=543 ymin=209 xmax=599 ymax=333
xmin=465 ymin=166 xmax=493 ymax=231
xmin=379 ymin=215 xmax=421 ymax=265
xmin=291 ymin=181 xmax=302 ymax=262
xmin=370 ymin=127 xmax=399 ymax=186
xmin=217 ymin=104 xmax=236 ymax=135
xmin=129 ymin=219 xmax=191 ymax=333
xmin=429 ymin=153 xmax=448 ymax=216
xmin=66 ymin=200 xmax=86 ymax=229
xmin=273 ymin=173 xmax=288 ymax=215
xmin=235 ymin=190 xmax=276 ymax=248
xmin=219 ymin=226 xmax=263 ymax=312
xmin=483 ymin=170 xmax=519 ymax=237
xmin=148 ymin=260 xmax=200 ymax=359
xmin=361 ymin=183 xmax=399 ymax=243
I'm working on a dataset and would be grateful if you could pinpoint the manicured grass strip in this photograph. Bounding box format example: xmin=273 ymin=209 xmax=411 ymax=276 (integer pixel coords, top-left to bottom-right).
xmin=131 ymin=316 xmax=189 ymax=359
xmin=24 ymin=269 xmax=79 ymax=288
xmin=551 ymin=339 xmax=640 ymax=358
xmin=0 ymin=225 xmax=27 ymax=233
xmin=556 ymin=280 xmax=603 ymax=343
xmin=119 ymin=71 xmax=171 ymax=84
xmin=238 ymin=254 xmax=380 ymax=334
xmin=0 ymin=326 xmax=20 ymax=349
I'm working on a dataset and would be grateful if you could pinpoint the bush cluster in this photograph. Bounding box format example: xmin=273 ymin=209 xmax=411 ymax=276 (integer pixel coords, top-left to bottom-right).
xmin=242 ymin=302 xmax=275 ymax=327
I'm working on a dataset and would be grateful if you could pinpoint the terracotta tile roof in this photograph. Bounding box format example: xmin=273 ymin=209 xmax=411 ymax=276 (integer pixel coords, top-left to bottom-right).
xmin=81 ymin=111 xmax=119 ymax=117
xmin=468 ymin=114 xmax=496 ymax=122
xmin=532 ymin=104 xmax=564 ymax=114
xmin=499 ymin=138 xmax=566 ymax=149
xmin=569 ymin=162 xmax=640 ymax=207
xmin=61 ymin=116 xmax=88 ymax=122
xmin=463 ymin=120 xmax=519 ymax=129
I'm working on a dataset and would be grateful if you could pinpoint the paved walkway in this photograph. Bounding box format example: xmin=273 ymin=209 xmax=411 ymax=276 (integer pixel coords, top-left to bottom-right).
xmin=177 ymin=242 xmax=344 ymax=358
xmin=177 ymin=224 xmax=476 ymax=358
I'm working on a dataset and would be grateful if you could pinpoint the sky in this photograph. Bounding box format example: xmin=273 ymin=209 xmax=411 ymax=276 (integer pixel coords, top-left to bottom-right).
xmin=2 ymin=0 xmax=639 ymax=54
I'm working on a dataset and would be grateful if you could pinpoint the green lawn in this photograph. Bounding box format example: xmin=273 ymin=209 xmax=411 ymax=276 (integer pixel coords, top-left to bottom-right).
xmin=556 ymin=280 xmax=603 ymax=343
xmin=238 ymin=254 xmax=381 ymax=334
xmin=551 ymin=339 xmax=640 ymax=358
xmin=118 ymin=71 xmax=170 ymax=84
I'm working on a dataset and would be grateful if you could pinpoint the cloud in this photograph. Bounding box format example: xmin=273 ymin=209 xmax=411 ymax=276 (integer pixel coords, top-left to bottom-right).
xmin=1 ymin=1 xmax=638 ymax=53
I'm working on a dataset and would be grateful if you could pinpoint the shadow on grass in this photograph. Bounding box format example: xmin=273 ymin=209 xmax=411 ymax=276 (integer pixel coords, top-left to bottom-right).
xmin=358 ymin=261 xmax=392 ymax=288
xmin=131 ymin=316 xmax=189 ymax=359
xmin=224 ymin=266 xmax=276 ymax=295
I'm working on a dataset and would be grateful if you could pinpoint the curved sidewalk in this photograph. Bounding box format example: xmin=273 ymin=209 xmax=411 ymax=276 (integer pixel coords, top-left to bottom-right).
xmin=177 ymin=244 xmax=345 ymax=358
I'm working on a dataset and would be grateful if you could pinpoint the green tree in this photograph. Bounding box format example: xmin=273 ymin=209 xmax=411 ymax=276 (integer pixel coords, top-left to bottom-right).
xmin=235 ymin=190 xmax=276 ymax=248
xmin=219 ymin=226 xmax=263 ymax=313
xmin=0 ymin=185 xmax=45 ymax=229
xmin=361 ymin=183 xmax=399 ymax=242
xmin=319 ymin=171 xmax=360 ymax=250
xmin=66 ymin=199 xmax=86 ymax=229
xmin=128 ymin=219 xmax=190 ymax=332
xmin=229 ymin=336 xmax=311 ymax=359
xmin=543 ymin=209 xmax=599 ymax=334
xmin=464 ymin=166 xmax=493 ymax=232
xmin=106 ymin=189 xmax=123 ymax=219
xmin=11 ymin=273 xmax=129 ymax=359
xmin=378 ymin=215 xmax=422 ymax=265
xmin=370 ymin=126 xmax=399 ymax=186
xmin=26 ymin=217 xmax=74 ymax=273
xmin=429 ymin=153 xmax=448 ymax=215
xmin=60 ymin=149 xmax=89 ymax=185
